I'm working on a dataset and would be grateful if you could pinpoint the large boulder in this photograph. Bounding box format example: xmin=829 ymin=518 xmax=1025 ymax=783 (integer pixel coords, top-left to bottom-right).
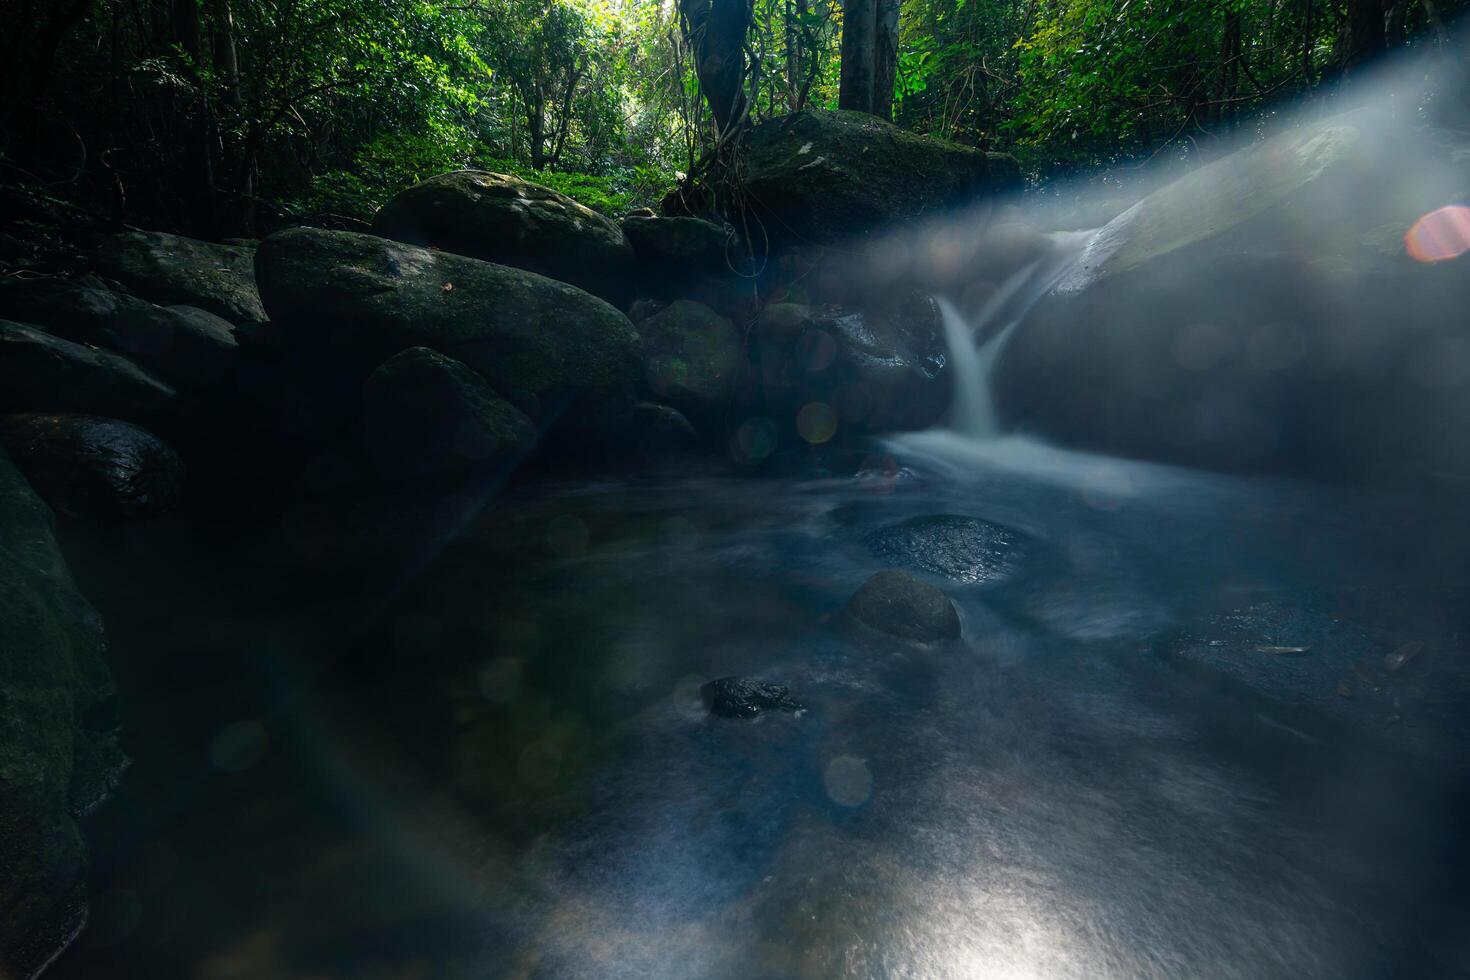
xmin=636 ymin=300 xmax=743 ymax=431
xmin=0 ymin=277 xmax=238 ymax=391
xmin=0 ymin=319 xmax=177 ymax=427
xmin=751 ymin=298 xmax=949 ymax=441
xmin=95 ymin=231 xmax=264 ymax=322
xmin=0 ymin=447 xmax=126 ymax=978
xmin=363 ymin=347 xmax=537 ymax=483
xmin=733 ymin=110 xmax=1021 ymax=246
xmin=845 ymin=569 xmax=961 ymax=642
xmin=0 ymin=414 xmax=183 ymax=520
xmin=371 ymin=171 xmax=634 ymax=304
xmin=994 ymin=111 xmax=1470 ymax=483
xmin=620 ymin=215 xmax=740 ymax=307
xmin=254 ymin=228 xmax=644 ymax=435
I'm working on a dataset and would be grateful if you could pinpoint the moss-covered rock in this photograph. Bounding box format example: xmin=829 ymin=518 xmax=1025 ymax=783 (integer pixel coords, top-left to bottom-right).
xmin=635 ymin=300 xmax=743 ymax=431
xmin=254 ymin=228 xmax=643 ymax=434
xmin=363 ymin=347 xmax=537 ymax=483
xmin=0 ymin=447 xmax=125 ymax=977
xmin=736 ymin=110 xmax=1021 ymax=245
xmin=0 ymin=319 xmax=177 ymax=427
xmin=96 ymin=230 xmax=264 ymax=323
xmin=845 ymin=569 xmax=961 ymax=642
xmin=372 ymin=171 xmax=634 ymax=304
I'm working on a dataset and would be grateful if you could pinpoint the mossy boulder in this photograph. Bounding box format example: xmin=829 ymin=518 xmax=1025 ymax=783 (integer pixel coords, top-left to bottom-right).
xmin=635 ymin=300 xmax=743 ymax=431
xmin=254 ymin=228 xmax=643 ymax=434
xmin=0 ymin=278 xmax=238 ymax=393
xmin=846 ymin=569 xmax=961 ymax=642
xmin=0 ymin=319 xmax=177 ymax=428
xmin=363 ymin=347 xmax=537 ymax=483
xmin=372 ymin=171 xmax=634 ymax=304
xmin=736 ymin=110 xmax=1021 ymax=245
xmin=0 ymin=447 xmax=126 ymax=977
xmin=96 ymin=230 xmax=264 ymax=322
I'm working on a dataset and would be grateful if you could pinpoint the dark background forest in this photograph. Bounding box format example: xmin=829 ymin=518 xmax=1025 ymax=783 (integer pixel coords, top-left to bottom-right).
xmin=4 ymin=0 xmax=1466 ymax=240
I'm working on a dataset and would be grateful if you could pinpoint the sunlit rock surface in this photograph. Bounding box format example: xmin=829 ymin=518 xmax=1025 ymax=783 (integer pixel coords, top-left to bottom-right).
xmin=96 ymin=231 xmax=264 ymax=323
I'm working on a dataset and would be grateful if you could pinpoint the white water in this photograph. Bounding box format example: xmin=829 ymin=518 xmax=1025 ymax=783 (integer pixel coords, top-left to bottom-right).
xmin=935 ymin=230 xmax=1097 ymax=439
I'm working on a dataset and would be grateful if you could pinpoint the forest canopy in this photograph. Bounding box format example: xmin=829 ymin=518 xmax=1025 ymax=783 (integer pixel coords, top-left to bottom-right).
xmin=2 ymin=0 xmax=1464 ymax=236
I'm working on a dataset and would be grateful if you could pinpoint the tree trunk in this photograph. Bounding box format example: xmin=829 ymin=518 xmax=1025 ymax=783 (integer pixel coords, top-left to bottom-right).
xmin=873 ymin=0 xmax=900 ymax=121
xmin=678 ymin=0 xmax=751 ymax=136
xmin=1343 ymin=0 xmax=1386 ymax=74
xmin=210 ymin=0 xmax=241 ymax=108
xmin=839 ymin=0 xmax=877 ymax=113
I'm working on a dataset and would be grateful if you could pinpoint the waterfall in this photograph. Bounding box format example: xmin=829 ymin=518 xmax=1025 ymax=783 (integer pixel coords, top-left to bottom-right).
xmin=936 ymin=230 xmax=1098 ymax=440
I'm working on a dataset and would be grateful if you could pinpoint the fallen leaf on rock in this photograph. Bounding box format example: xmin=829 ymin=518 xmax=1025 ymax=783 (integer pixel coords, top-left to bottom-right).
xmin=441 ymin=281 xmax=455 ymax=293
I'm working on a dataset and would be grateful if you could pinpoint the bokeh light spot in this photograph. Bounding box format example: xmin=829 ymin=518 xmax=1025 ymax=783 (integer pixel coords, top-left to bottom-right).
xmin=1405 ymin=205 xmax=1470 ymax=263
xmin=797 ymin=402 xmax=839 ymax=444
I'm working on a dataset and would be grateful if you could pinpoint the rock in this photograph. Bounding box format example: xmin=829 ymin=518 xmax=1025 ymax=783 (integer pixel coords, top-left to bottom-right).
xmin=863 ymin=515 xmax=1028 ymax=584
xmin=95 ymin=230 xmax=265 ymax=322
xmin=254 ymin=228 xmax=643 ymax=436
xmin=363 ymin=347 xmax=537 ymax=482
xmin=0 ymin=446 xmax=126 ymax=978
xmin=738 ymin=110 xmax=1021 ymax=246
xmin=620 ymin=215 xmax=738 ymax=307
xmin=627 ymin=402 xmax=700 ymax=465
xmin=0 ymin=278 xmax=238 ymax=391
xmin=995 ymin=111 xmax=1470 ymax=483
xmin=701 ymin=676 xmax=805 ymax=718
xmin=754 ymin=299 xmax=949 ymax=438
xmin=846 ymin=569 xmax=961 ymax=642
xmin=636 ymin=300 xmax=743 ymax=431
xmin=371 ymin=171 xmax=634 ymax=303
xmin=0 ymin=415 xmax=183 ymax=520
xmin=0 ymin=319 xmax=177 ymax=427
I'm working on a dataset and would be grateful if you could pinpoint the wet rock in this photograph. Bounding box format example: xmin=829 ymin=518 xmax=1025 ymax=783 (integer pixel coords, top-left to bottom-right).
xmin=0 ymin=278 xmax=238 ymax=391
xmin=1384 ymin=640 xmax=1425 ymax=674
xmin=628 ymin=402 xmax=699 ymax=464
xmin=372 ymin=171 xmax=634 ymax=304
xmin=96 ymin=230 xmax=264 ymax=322
xmin=363 ymin=347 xmax=536 ymax=483
xmin=0 ymin=414 xmax=183 ymax=520
xmin=621 ymin=215 xmax=738 ymax=307
xmin=0 ymin=319 xmax=176 ymax=427
xmin=636 ymin=300 xmax=743 ymax=432
xmin=846 ymin=569 xmax=961 ymax=642
xmin=738 ymin=109 xmax=1021 ymax=246
xmin=0 ymin=446 xmax=126 ymax=978
xmin=254 ymin=228 xmax=643 ymax=437
xmin=701 ymin=676 xmax=805 ymax=718
xmin=863 ymin=515 xmax=1027 ymax=584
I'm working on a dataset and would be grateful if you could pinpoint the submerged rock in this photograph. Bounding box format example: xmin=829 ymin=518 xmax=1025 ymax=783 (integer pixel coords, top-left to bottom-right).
xmin=0 ymin=414 xmax=183 ymax=520
xmin=701 ymin=676 xmax=805 ymax=718
xmin=95 ymin=230 xmax=264 ymax=322
xmin=363 ymin=347 xmax=537 ymax=483
xmin=0 ymin=319 xmax=177 ymax=426
xmin=738 ymin=109 xmax=1021 ymax=245
xmin=254 ymin=228 xmax=643 ymax=436
xmin=372 ymin=171 xmax=634 ymax=303
xmin=0 ymin=447 xmax=126 ymax=977
xmin=846 ymin=569 xmax=961 ymax=642
xmin=863 ymin=515 xmax=1027 ymax=584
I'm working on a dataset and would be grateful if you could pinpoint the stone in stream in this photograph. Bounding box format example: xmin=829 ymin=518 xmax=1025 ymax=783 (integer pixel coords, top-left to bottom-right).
xmin=0 ymin=319 xmax=177 ymax=427
xmin=0 ymin=446 xmax=127 ymax=978
xmin=254 ymin=228 xmax=644 ymax=439
xmin=701 ymin=677 xmax=805 ymax=718
xmin=0 ymin=414 xmax=184 ymax=520
xmin=846 ymin=569 xmax=961 ymax=642
xmin=863 ymin=515 xmax=1028 ymax=585
xmin=362 ymin=347 xmax=537 ymax=483
xmin=95 ymin=230 xmax=265 ymax=322
xmin=371 ymin=171 xmax=635 ymax=304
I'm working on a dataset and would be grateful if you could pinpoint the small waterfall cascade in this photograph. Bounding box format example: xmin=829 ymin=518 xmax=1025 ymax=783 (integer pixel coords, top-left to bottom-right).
xmin=937 ymin=229 xmax=1097 ymax=440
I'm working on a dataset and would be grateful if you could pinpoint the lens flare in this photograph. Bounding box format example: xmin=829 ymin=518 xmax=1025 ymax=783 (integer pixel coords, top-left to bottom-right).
xmin=1404 ymin=205 xmax=1470 ymax=263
